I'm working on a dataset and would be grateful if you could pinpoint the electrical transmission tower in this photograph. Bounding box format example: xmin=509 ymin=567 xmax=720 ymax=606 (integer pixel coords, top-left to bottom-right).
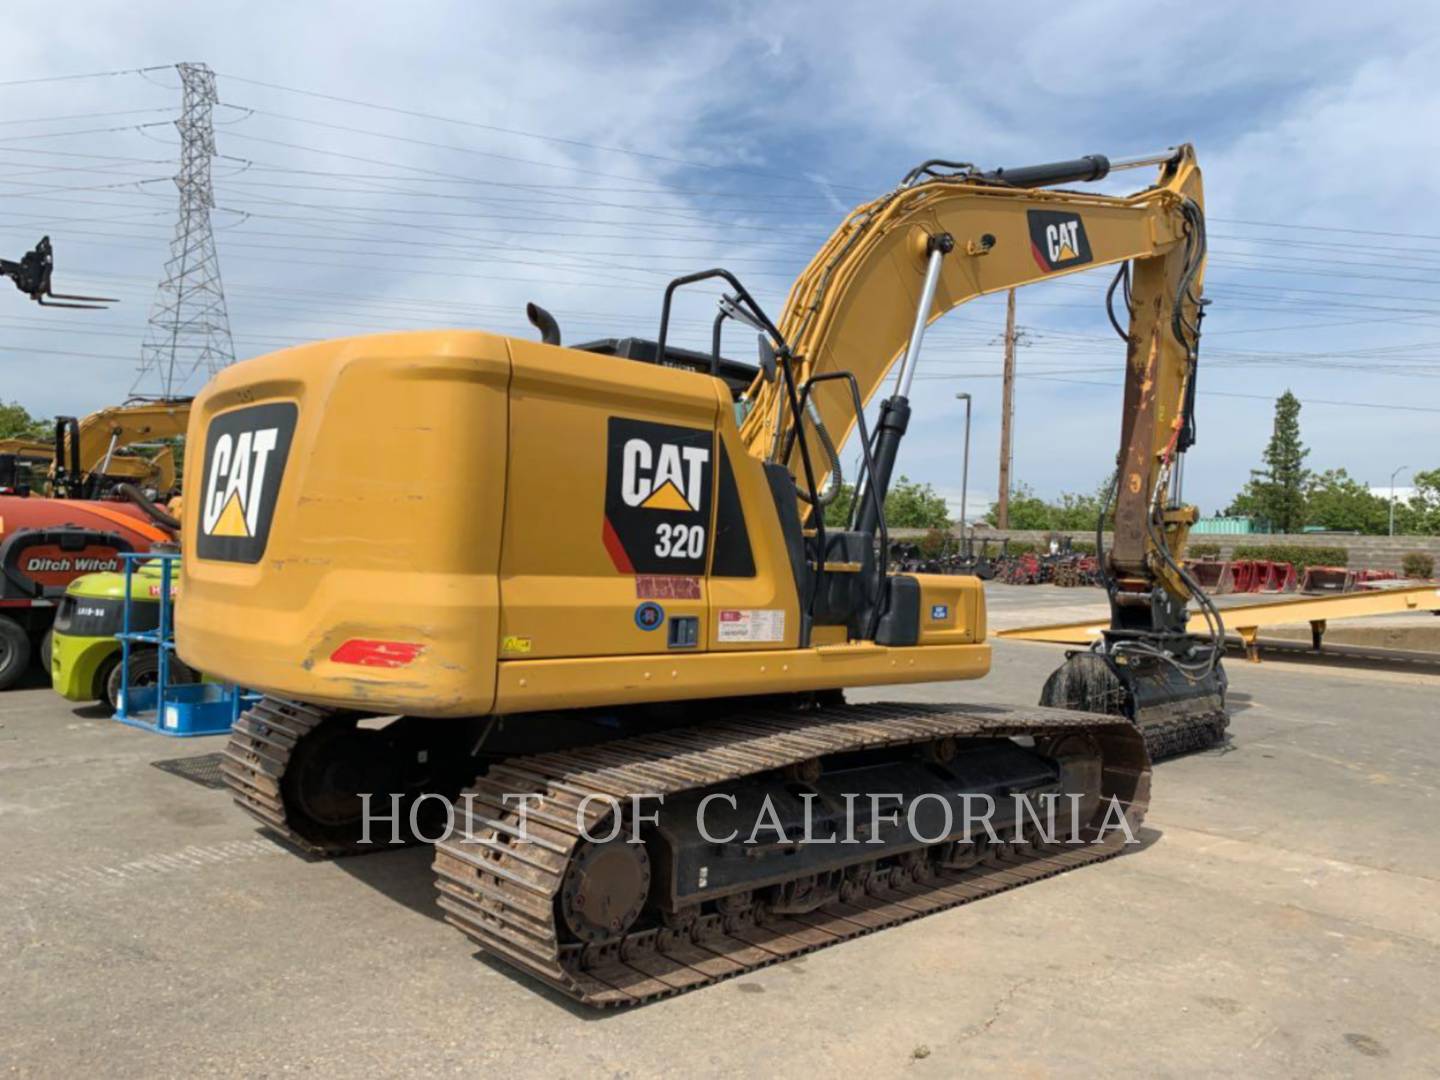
xmin=134 ymin=62 xmax=235 ymax=397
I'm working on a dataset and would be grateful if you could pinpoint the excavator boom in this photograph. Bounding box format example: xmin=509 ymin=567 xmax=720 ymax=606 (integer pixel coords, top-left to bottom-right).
xmin=730 ymin=145 xmax=1223 ymax=754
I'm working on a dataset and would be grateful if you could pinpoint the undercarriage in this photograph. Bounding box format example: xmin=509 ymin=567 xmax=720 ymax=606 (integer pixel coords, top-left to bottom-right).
xmin=222 ymin=695 xmax=1149 ymax=1006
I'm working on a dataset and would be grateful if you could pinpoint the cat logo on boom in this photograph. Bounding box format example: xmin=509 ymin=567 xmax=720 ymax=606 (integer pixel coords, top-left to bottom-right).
xmin=603 ymin=417 xmax=713 ymax=575
xmin=195 ymin=402 xmax=298 ymax=564
xmin=1027 ymin=209 xmax=1094 ymax=272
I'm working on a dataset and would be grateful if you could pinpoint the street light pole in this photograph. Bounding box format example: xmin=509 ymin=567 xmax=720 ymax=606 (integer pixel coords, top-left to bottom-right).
xmin=1390 ymin=465 xmax=1408 ymax=537
xmin=955 ymin=392 xmax=972 ymax=555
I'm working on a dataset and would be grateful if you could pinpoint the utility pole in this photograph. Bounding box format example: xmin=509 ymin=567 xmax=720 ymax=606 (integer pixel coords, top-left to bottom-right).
xmin=134 ymin=62 xmax=235 ymax=398
xmin=955 ymin=392 xmax=972 ymax=552
xmin=996 ymin=289 xmax=1017 ymax=528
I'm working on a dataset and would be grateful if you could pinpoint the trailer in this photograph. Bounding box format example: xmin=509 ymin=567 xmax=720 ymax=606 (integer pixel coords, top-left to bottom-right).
xmin=997 ymin=585 xmax=1440 ymax=661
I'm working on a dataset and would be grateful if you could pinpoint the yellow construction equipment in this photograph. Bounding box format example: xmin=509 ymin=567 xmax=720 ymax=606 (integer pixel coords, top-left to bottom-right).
xmin=0 ymin=399 xmax=189 ymax=499
xmin=46 ymin=398 xmax=190 ymax=499
xmin=179 ymin=146 xmax=1219 ymax=1005
xmin=0 ymin=438 xmax=177 ymax=498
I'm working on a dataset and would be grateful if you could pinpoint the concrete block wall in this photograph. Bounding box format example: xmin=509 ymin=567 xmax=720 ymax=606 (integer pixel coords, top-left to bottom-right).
xmin=891 ymin=527 xmax=1440 ymax=574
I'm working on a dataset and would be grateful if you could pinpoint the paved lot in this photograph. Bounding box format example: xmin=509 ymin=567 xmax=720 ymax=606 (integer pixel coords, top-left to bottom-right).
xmin=3 ymin=584 xmax=1438 ymax=1077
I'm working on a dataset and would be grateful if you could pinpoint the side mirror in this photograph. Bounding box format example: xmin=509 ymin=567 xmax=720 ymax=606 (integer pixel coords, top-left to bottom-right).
xmin=757 ymin=335 xmax=778 ymax=382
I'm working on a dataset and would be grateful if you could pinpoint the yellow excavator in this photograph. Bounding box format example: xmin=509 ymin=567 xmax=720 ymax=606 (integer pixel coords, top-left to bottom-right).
xmin=0 ymin=405 xmax=184 ymax=499
xmin=178 ymin=145 xmax=1224 ymax=1005
xmin=39 ymin=398 xmax=190 ymax=499
xmin=0 ymin=440 xmax=172 ymax=495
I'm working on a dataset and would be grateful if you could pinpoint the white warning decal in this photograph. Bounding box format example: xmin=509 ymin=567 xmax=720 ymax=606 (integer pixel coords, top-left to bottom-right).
xmin=717 ymin=608 xmax=785 ymax=643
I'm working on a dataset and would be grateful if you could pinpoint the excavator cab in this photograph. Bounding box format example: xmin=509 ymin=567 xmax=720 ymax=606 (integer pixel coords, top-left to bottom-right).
xmin=559 ymin=268 xmax=958 ymax=653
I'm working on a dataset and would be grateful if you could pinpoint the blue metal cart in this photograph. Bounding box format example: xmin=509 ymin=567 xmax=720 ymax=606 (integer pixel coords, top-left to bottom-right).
xmin=113 ymin=551 xmax=251 ymax=737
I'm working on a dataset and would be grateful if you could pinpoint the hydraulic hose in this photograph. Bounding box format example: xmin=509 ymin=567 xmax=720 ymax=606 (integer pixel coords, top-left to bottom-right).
xmin=792 ymin=396 xmax=843 ymax=507
xmin=116 ymin=482 xmax=181 ymax=535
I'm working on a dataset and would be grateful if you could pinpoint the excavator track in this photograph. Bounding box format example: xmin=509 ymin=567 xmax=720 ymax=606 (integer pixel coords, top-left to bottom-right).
xmin=433 ymin=701 xmax=1150 ymax=1007
xmin=220 ymin=696 xmax=355 ymax=857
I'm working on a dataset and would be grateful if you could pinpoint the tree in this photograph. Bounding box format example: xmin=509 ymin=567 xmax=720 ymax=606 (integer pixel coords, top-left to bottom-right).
xmin=1303 ymin=469 xmax=1390 ymax=534
xmin=983 ymin=478 xmax=1114 ymax=531
xmin=0 ymin=400 xmax=49 ymax=441
xmin=988 ymin=483 xmax=1054 ymax=529
xmin=1226 ymin=391 xmax=1309 ymax=532
xmin=821 ymin=477 xmax=950 ymax=529
xmin=823 ymin=483 xmax=855 ymax=527
xmin=1404 ymin=467 xmax=1440 ymax=535
xmin=884 ymin=476 xmax=951 ymax=528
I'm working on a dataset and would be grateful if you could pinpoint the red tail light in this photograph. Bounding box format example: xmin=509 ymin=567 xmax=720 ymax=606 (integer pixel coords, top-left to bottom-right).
xmin=330 ymin=639 xmax=425 ymax=668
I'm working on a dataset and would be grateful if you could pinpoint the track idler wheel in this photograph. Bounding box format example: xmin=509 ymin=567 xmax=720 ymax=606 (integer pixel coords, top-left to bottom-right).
xmin=281 ymin=719 xmax=401 ymax=850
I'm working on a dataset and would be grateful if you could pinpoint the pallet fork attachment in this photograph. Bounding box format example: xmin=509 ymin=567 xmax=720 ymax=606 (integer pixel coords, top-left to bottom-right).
xmin=2 ymin=237 xmax=116 ymax=309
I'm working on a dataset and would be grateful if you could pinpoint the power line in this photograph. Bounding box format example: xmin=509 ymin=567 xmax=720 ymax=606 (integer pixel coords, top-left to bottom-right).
xmin=218 ymin=73 xmax=867 ymax=192
xmin=914 ymin=373 xmax=1440 ymax=413
xmin=0 ymin=107 xmax=175 ymax=127
xmin=1211 ymin=216 xmax=1440 ymax=243
xmin=0 ymin=65 xmax=171 ymax=88
xmin=214 ymin=130 xmax=830 ymax=236
xmin=0 ymin=121 xmax=172 ymax=144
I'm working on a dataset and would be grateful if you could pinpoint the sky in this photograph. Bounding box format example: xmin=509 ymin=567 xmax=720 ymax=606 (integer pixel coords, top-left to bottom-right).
xmin=4 ymin=1 xmax=1439 ymax=517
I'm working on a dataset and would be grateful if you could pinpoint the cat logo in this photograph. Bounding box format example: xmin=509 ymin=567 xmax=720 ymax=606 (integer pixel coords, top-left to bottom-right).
xmin=603 ymin=417 xmax=713 ymax=575
xmin=203 ymin=429 xmax=278 ymax=539
xmin=621 ymin=436 xmax=709 ymax=513
xmin=1027 ymin=209 xmax=1093 ymax=272
xmin=195 ymin=402 xmax=298 ymax=563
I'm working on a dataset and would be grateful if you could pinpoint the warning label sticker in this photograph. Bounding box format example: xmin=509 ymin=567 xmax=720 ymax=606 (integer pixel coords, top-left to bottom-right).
xmin=634 ymin=574 xmax=702 ymax=600
xmin=717 ymin=608 xmax=785 ymax=643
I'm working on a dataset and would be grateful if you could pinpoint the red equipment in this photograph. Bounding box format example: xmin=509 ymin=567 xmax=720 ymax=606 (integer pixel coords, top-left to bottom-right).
xmin=1301 ymin=565 xmax=1353 ymax=593
xmin=0 ymin=495 xmax=170 ymax=689
xmin=1186 ymin=558 xmax=1233 ymax=594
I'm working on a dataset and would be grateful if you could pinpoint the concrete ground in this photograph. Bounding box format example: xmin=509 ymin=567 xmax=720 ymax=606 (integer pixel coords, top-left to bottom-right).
xmin=3 ymin=584 xmax=1439 ymax=1077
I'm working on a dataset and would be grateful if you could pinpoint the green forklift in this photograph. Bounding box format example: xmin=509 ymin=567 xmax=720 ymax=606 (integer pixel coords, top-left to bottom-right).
xmin=50 ymin=553 xmax=198 ymax=711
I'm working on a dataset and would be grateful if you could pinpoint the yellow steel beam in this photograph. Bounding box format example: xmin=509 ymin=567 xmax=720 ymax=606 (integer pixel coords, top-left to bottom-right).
xmin=996 ymin=585 xmax=1440 ymax=661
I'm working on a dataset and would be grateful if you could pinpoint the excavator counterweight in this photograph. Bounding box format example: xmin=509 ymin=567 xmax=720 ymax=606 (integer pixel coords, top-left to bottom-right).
xmin=180 ymin=144 xmax=1223 ymax=1004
